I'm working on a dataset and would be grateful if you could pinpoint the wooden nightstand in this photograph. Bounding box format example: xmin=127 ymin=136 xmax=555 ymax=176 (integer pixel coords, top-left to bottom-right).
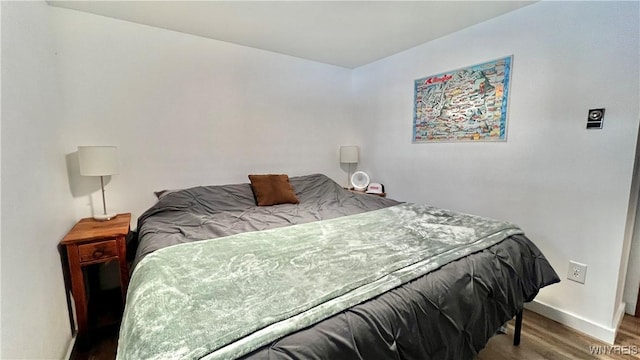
xmin=61 ymin=213 xmax=131 ymax=342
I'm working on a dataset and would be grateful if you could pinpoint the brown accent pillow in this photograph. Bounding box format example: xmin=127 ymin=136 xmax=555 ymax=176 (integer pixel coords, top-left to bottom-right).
xmin=248 ymin=174 xmax=299 ymax=206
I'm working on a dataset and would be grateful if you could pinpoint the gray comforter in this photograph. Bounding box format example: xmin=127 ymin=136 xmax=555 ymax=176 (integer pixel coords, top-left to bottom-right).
xmin=133 ymin=174 xmax=399 ymax=269
xmin=125 ymin=174 xmax=559 ymax=360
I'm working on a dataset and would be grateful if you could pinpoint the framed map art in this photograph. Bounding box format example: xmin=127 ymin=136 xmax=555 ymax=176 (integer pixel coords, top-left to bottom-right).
xmin=412 ymin=56 xmax=513 ymax=143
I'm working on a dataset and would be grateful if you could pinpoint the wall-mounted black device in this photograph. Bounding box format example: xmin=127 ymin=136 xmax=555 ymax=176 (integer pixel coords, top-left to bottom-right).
xmin=586 ymin=108 xmax=605 ymax=129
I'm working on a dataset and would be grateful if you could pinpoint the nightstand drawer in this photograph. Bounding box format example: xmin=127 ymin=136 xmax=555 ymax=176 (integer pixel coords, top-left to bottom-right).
xmin=78 ymin=239 xmax=118 ymax=263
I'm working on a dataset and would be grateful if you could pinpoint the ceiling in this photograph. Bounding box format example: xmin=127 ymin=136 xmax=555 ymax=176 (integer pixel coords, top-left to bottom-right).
xmin=48 ymin=1 xmax=535 ymax=69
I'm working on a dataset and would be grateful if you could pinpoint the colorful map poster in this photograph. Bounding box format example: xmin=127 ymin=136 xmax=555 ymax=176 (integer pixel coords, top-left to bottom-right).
xmin=413 ymin=56 xmax=513 ymax=143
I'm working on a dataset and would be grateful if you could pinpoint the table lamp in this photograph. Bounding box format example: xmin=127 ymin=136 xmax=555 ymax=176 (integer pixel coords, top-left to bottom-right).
xmin=78 ymin=146 xmax=119 ymax=221
xmin=339 ymin=145 xmax=359 ymax=189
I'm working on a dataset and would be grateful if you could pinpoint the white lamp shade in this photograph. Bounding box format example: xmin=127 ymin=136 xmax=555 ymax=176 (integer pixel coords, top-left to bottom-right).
xmin=78 ymin=146 xmax=119 ymax=176
xmin=340 ymin=146 xmax=359 ymax=164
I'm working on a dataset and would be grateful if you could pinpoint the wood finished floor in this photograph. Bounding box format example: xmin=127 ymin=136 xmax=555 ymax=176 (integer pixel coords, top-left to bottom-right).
xmin=72 ymin=310 xmax=639 ymax=360
xmin=476 ymin=310 xmax=639 ymax=360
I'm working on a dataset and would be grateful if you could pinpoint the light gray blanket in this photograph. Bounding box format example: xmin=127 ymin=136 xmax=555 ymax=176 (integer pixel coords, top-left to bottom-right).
xmin=118 ymin=203 xmax=523 ymax=360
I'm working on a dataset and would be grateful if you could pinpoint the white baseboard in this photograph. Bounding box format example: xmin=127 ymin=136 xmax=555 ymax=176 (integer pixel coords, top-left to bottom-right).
xmin=525 ymin=300 xmax=625 ymax=345
xmin=63 ymin=334 xmax=76 ymax=360
xmin=614 ymin=302 xmax=627 ymax=330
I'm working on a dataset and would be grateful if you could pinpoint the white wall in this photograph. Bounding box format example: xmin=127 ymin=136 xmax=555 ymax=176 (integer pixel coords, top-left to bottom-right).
xmin=624 ymin=177 xmax=640 ymax=315
xmin=50 ymin=7 xmax=357 ymax=225
xmin=1 ymin=2 xmax=77 ymax=359
xmin=352 ymin=1 xmax=639 ymax=343
xmin=624 ymin=136 xmax=640 ymax=315
xmin=1 ymin=3 xmax=3 ymax=355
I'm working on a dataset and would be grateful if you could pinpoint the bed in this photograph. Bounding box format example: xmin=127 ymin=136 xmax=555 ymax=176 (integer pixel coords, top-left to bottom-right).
xmin=117 ymin=173 xmax=559 ymax=360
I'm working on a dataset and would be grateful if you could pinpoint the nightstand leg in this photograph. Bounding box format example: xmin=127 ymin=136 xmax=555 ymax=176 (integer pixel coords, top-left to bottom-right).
xmin=67 ymin=246 xmax=89 ymax=341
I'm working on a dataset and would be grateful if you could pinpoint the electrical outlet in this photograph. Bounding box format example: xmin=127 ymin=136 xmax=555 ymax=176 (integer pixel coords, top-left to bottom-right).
xmin=567 ymin=261 xmax=587 ymax=284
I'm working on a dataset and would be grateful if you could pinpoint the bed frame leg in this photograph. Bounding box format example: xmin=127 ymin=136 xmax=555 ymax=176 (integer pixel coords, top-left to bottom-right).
xmin=513 ymin=310 xmax=523 ymax=346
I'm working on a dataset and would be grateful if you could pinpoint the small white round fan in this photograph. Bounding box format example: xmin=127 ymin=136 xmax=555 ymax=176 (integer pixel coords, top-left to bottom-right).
xmin=351 ymin=171 xmax=370 ymax=191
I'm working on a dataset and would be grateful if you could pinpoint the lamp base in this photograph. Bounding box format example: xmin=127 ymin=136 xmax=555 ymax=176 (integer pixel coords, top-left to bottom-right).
xmin=93 ymin=213 xmax=117 ymax=221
